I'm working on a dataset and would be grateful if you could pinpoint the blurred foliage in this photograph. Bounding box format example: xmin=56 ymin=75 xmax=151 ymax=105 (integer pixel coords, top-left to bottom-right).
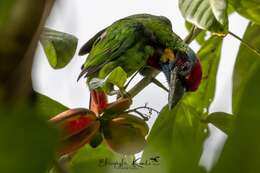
xmin=210 ymin=15 xmax=260 ymax=173
xmin=232 ymin=23 xmax=260 ymax=114
xmin=229 ymin=0 xmax=260 ymax=25
xmin=40 ymin=27 xmax=78 ymax=69
xmin=212 ymin=58 xmax=260 ymax=173
xmin=0 ymin=107 xmax=58 ymax=173
xmin=179 ymin=0 xmax=228 ymax=34
xmin=0 ymin=0 xmax=15 ymax=27
xmin=0 ymin=1 xmax=58 ymax=173
xmin=0 ymin=0 xmax=48 ymax=104
xmin=35 ymin=92 xmax=68 ymax=119
xmin=66 ymin=144 xmax=134 ymax=173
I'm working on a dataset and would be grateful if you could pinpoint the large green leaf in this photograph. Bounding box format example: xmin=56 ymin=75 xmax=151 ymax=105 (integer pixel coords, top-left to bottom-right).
xmin=229 ymin=0 xmax=260 ymax=25
xmin=40 ymin=27 xmax=78 ymax=69
xmin=0 ymin=107 xmax=58 ymax=173
xmin=35 ymin=93 xmax=68 ymax=119
xmin=212 ymin=62 xmax=260 ymax=173
xmin=142 ymin=105 xmax=207 ymax=173
xmin=232 ymin=23 xmax=260 ymax=113
xmin=179 ymin=0 xmax=228 ymax=34
xmin=185 ymin=36 xmax=223 ymax=116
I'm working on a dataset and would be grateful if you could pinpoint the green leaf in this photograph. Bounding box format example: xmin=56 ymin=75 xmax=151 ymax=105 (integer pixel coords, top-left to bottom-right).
xmin=204 ymin=112 xmax=235 ymax=134
xmin=179 ymin=0 xmax=228 ymax=34
xmin=142 ymin=104 xmax=208 ymax=173
xmin=232 ymin=23 xmax=260 ymax=114
xmin=0 ymin=107 xmax=58 ymax=173
xmin=106 ymin=67 xmax=127 ymax=88
xmin=212 ymin=61 xmax=260 ymax=173
xmin=227 ymin=3 xmax=235 ymax=15
xmin=229 ymin=0 xmax=260 ymax=25
xmin=88 ymin=67 xmax=127 ymax=90
xmin=184 ymin=36 xmax=223 ymax=116
xmin=40 ymin=27 xmax=78 ymax=69
xmin=35 ymin=92 xmax=68 ymax=119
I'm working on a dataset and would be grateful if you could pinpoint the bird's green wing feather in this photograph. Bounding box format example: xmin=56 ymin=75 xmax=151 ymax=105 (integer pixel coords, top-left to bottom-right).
xmin=78 ymin=28 xmax=107 ymax=56
xmin=80 ymin=22 xmax=147 ymax=78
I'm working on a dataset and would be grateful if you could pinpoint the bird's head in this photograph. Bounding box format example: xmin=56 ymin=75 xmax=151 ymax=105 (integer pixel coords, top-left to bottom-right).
xmin=159 ymin=47 xmax=202 ymax=109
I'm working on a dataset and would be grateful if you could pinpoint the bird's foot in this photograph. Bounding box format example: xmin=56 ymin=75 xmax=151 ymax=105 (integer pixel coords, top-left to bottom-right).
xmin=108 ymin=88 xmax=132 ymax=100
xmin=107 ymin=90 xmax=120 ymax=96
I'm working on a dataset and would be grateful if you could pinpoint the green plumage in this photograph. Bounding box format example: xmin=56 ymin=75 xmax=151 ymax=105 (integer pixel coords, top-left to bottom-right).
xmin=79 ymin=14 xmax=190 ymax=93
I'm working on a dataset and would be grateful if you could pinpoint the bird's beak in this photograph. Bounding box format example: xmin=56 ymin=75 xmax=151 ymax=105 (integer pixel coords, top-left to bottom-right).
xmin=168 ymin=66 xmax=185 ymax=109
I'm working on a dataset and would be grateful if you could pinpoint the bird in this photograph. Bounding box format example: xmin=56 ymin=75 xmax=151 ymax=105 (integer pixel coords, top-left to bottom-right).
xmin=77 ymin=14 xmax=202 ymax=113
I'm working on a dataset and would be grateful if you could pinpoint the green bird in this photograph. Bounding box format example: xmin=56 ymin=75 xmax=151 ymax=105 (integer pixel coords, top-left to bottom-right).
xmin=78 ymin=14 xmax=202 ymax=113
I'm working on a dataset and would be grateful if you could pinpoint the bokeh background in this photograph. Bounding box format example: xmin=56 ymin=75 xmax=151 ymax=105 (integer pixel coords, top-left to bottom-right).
xmin=32 ymin=0 xmax=248 ymax=170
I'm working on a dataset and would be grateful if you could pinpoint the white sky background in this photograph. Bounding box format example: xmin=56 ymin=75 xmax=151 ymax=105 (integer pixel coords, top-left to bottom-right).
xmin=32 ymin=0 xmax=248 ymax=170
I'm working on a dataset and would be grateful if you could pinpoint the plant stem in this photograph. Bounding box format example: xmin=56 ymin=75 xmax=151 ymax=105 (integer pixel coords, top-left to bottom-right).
xmin=128 ymin=69 xmax=160 ymax=98
xmin=54 ymin=159 xmax=69 ymax=173
xmin=124 ymin=70 xmax=140 ymax=90
xmin=184 ymin=26 xmax=203 ymax=44
xmin=228 ymin=31 xmax=260 ymax=57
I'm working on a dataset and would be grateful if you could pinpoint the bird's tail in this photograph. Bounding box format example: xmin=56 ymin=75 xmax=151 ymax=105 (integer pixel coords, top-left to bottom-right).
xmin=89 ymin=90 xmax=108 ymax=114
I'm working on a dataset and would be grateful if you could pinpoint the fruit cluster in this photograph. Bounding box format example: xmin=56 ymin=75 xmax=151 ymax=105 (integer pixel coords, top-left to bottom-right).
xmin=49 ymin=98 xmax=149 ymax=156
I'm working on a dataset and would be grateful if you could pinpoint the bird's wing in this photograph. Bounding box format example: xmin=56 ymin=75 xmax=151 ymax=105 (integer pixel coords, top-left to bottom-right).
xmin=78 ymin=22 xmax=148 ymax=80
xmin=78 ymin=28 xmax=107 ymax=56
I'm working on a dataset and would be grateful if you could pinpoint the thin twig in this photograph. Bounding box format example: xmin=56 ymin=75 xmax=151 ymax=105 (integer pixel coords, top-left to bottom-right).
xmin=127 ymin=106 xmax=159 ymax=114
xmin=184 ymin=26 xmax=203 ymax=44
xmin=124 ymin=70 xmax=141 ymax=90
xmin=131 ymin=110 xmax=150 ymax=121
xmin=228 ymin=31 xmax=260 ymax=57
xmin=127 ymin=69 xmax=160 ymax=98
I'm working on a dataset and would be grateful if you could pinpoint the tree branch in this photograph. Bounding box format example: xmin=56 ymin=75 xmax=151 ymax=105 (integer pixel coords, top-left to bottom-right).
xmin=128 ymin=69 xmax=160 ymax=98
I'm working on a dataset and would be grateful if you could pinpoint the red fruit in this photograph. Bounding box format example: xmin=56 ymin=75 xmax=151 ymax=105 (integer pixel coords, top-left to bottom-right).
xmin=104 ymin=98 xmax=132 ymax=115
xmin=90 ymin=90 xmax=108 ymax=114
xmin=49 ymin=108 xmax=100 ymax=156
xmin=59 ymin=120 xmax=100 ymax=156
xmin=50 ymin=108 xmax=96 ymax=140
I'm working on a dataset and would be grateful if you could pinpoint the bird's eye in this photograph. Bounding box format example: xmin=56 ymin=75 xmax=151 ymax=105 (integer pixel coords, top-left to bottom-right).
xmin=178 ymin=61 xmax=192 ymax=76
xmin=175 ymin=51 xmax=194 ymax=77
